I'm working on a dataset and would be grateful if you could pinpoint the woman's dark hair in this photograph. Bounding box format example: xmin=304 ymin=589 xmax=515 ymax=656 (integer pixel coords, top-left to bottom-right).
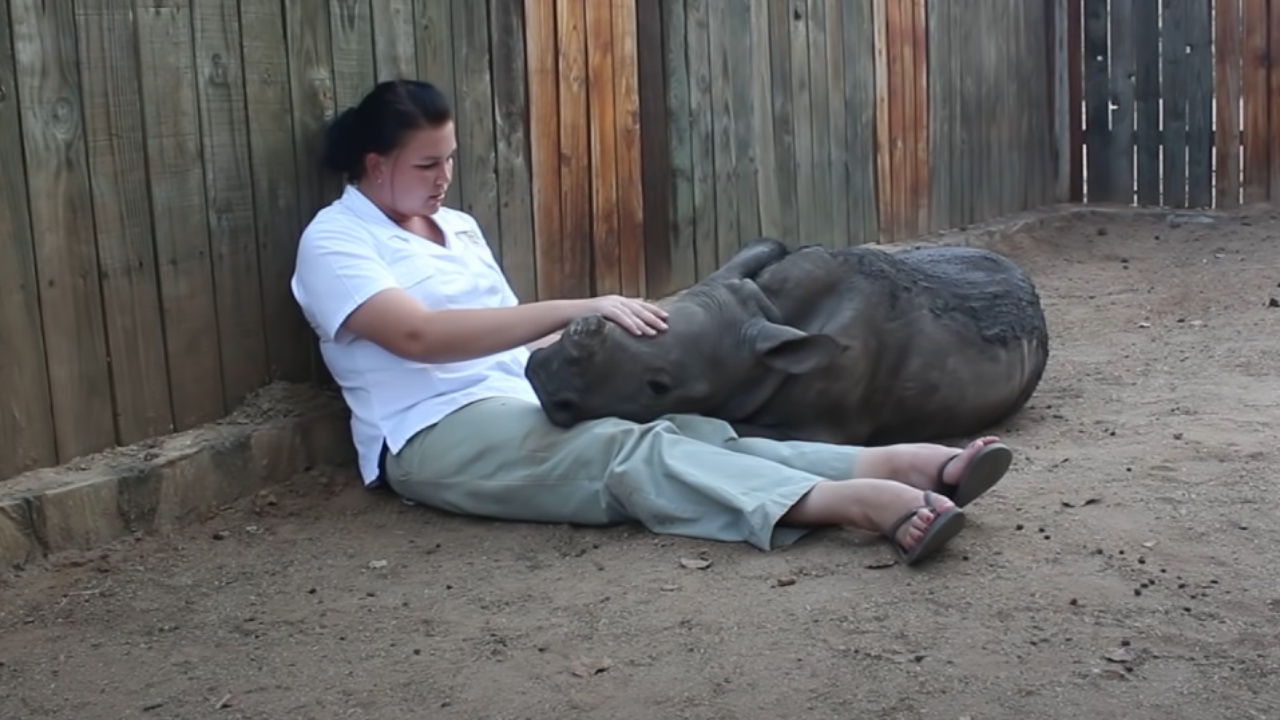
xmin=323 ymin=79 xmax=454 ymax=181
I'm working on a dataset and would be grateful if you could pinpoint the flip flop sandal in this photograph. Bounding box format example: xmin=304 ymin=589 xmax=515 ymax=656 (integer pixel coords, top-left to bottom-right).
xmin=884 ymin=490 xmax=966 ymax=566
xmin=936 ymin=442 xmax=1013 ymax=508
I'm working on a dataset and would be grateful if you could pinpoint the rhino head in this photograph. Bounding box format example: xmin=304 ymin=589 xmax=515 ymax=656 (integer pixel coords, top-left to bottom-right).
xmin=524 ymin=276 xmax=845 ymax=428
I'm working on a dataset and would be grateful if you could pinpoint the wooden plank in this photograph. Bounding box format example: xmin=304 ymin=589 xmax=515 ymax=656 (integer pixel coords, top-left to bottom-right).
xmin=654 ymin=0 xmax=695 ymax=294
xmin=909 ymin=0 xmax=927 ymax=232
xmin=1242 ymin=0 xmax=1269 ymax=203
xmin=1215 ymin=0 xmax=1242 ymax=208
xmin=329 ymin=0 xmax=375 ymax=110
xmin=871 ymin=0 xmax=891 ymax=239
xmin=1162 ymin=0 xmax=1188 ymax=207
xmin=136 ymin=0 xmax=227 ymax=430
xmin=585 ymin=0 xmax=621 ymax=294
xmin=1051 ymin=0 xmax=1071 ymax=203
xmin=1134 ymin=0 xmax=1160 ymax=205
xmin=73 ymin=0 xmax=174 ymax=445
xmin=751 ymin=0 xmax=780 ymax=239
xmin=790 ymin=0 xmax=817 ymax=246
xmin=886 ymin=0 xmax=908 ymax=238
xmin=1269 ymin=0 xmax=1280 ymax=200
xmin=1068 ymin=0 xmax=1083 ymax=201
xmin=12 ymin=0 xmax=116 ymax=460
xmin=284 ymin=0 xmax=338 ymax=225
xmin=453 ymin=0 xmax=501 ymax=255
xmin=193 ymin=0 xmax=271 ymax=410
xmin=489 ymin=0 xmax=537 ymax=301
xmin=0 ymin=0 xmax=57 ymax=477
xmin=706 ymin=0 xmax=738 ymax=265
xmin=957 ymin=2 xmax=976 ymax=224
xmin=805 ymin=0 xmax=832 ymax=242
xmin=843 ymin=0 xmax=877 ymax=242
xmin=637 ymin=0 xmax=673 ymax=297
xmin=524 ymin=0 xmax=563 ymax=299
xmin=1185 ymin=0 xmax=1213 ymax=207
xmin=612 ymin=0 xmax=645 ymax=296
xmin=767 ymin=0 xmax=799 ymax=244
xmin=685 ymin=0 xmax=716 ymax=278
xmin=824 ymin=0 xmax=847 ymax=244
xmin=728 ymin=0 xmax=757 ymax=246
xmin=1082 ymin=0 xmax=1108 ymax=203
xmin=415 ymin=0 xmax=459 ymax=208
xmin=371 ymin=0 xmax=418 ymax=80
xmin=556 ymin=0 xmax=592 ymax=297
xmin=1107 ymin=0 xmax=1134 ymax=204
xmin=240 ymin=0 xmax=309 ymax=382
xmin=928 ymin=0 xmax=954 ymax=228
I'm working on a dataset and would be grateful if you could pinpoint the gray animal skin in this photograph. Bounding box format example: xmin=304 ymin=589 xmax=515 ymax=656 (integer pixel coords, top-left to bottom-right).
xmin=524 ymin=237 xmax=1050 ymax=446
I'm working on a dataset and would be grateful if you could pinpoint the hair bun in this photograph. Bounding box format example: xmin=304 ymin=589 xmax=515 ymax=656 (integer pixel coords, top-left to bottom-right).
xmin=323 ymin=106 xmax=364 ymax=177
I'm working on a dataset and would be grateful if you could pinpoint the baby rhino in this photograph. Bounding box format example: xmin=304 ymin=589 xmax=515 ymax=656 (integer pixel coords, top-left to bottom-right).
xmin=524 ymin=237 xmax=1050 ymax=446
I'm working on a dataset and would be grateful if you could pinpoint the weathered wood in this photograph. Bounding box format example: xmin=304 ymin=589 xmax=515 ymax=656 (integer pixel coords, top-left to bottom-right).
xmin=1082 ymin=0 xmax=1108 ymax=203
xmin=641 ymin=0 xmax=683 ymax=297
xmin=706 ymin=0 xmax=739 ymax=265
xmin=452 ymin=0 xmax=501 ymax=257
xmin=1268 ymin=0 xmax=1280 ymax=200
xmin=909 ymin=0 xmax=927 ymax=232
xmin=1215 ymin=0 xmax=1242 ymax=209
xmin=1242 ymin=0 xmax=1268 ymax=202
xmin=823 ymin=0 xmax=847 ymax=245
xmin=1185 ymin=0 xmax=1213 ymax=208
xmin=73 ymin=0 xmax=175 ymax=444
xmin=1068 ymin=0 xmax=1083 ymax=201
xmin=1134 ymin=0 xmax=1160 ymax=205
xmin=523 ymin=0 xmax=563 ymax=299
xmin=728 ymin=0 xmax=757 ymax=246
xmin=585 ymin=0 xmax=621 ymax=294
xmin=842 ymin=0 xmax=877 ymax=243
xmin=415 ymin=0 xmax=459 ymax=208
xmin=556 ymin=0 xmax=592 ymax=297
xmin=790 ymin=0 xmax=817 ymax=246
xmin=329 ymin=0 xmax=375 ymax=110
xmin=1051 ymin=0 xmax=1070 ymax=203
xmin=766 ymin=0 xmax=799 ymax=244
xmin=371 ymin=0 xmax=418 ymax=80
xmin=751 ymin=0 xmax=780 ymax=240
xmin=927 ymin=0 xmax=951 ymax=229
xmin=805 ymin=0 xmax=832 ymax=241
xmin=135 ymin=0 xmax=227 ymax=430
xmin=1107 ymin=0 xmax=1134 ymax=204
xmin=0 ymin=0 xmax=57 ymax=476
xmin=284 ymin=0 xmax=338 ymax=226
xmin=871 ymin=0 xmax=891 ymax=238
xmin=489 ymin=0 xmax=537 ymax=301
xmin=193 ymin=0 xmax=271 ymax=411
xmin=1162 ymin=0 xmax=1188 ymax=207
xmin=612 ymin=0 xmax=646 ymax=296
xmin=11 ymin=0 xmax=117 ymax=461
xmin=240 ymin=0 xmax=309 ymax=383
xmin=684 ymin=0 xmax=716 ymax=278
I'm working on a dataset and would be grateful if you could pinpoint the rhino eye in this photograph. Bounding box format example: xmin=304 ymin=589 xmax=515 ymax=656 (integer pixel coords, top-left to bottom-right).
xmin=646 ymin=379 xmax=671 ymax=396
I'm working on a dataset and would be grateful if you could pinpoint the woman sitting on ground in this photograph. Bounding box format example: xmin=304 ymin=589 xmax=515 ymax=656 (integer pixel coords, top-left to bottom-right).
xmin=289 ymin=79 xmax=1016 ymax=566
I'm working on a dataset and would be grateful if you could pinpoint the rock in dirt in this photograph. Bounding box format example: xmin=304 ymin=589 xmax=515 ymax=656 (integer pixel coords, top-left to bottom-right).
xmin=1268 ymin=297 xmax=1279 ymax=308
xmin=570 ymin=656 xmax=613 ymax=677
xmin=679 ymin=558 xmax=712 ymax=570
xmin=775 ymin=576 xmax=797 ymax=587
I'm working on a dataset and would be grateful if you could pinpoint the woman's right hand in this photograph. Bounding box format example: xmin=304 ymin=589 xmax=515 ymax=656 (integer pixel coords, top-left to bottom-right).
xmin=586 ymin=295 xmax=670 ymax=336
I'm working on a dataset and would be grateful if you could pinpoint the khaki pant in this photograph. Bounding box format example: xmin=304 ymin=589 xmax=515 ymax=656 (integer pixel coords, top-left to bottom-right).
xmin=384 ymin=396 xmax=862 ymax=551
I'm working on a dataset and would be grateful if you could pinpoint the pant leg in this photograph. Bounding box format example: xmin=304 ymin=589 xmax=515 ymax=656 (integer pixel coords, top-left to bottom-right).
xmin=383 ymin=397 xmax=829 ymax=550
xmin=656 ymin=413 xmax=863 ymax=480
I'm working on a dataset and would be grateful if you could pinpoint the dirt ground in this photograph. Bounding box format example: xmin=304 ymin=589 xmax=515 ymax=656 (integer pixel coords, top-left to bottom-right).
xmin=3 ymin=205 xmax=1280 ymax=719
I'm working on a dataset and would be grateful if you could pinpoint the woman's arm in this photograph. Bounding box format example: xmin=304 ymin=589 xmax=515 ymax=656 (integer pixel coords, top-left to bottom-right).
xmin=342 ymin=288 xmax=665 ymax=364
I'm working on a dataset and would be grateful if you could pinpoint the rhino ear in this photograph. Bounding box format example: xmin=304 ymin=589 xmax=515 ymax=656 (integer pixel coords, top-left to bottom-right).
xmin=750 ymin=321 xmax=842 ymax=374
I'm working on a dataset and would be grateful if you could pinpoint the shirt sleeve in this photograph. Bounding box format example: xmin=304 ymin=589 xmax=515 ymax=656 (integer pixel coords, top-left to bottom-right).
xmin=292 ymin=223 xmax=398 ymax=343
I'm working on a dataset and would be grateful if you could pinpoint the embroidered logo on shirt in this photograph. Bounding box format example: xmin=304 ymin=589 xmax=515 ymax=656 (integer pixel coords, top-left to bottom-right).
xmin=455 ymin=229 xmax=486 ymax=247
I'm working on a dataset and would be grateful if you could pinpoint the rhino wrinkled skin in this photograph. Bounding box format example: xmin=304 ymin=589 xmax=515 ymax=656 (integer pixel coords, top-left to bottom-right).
xmin=524 ymin=237 xmax=1050 ymax=446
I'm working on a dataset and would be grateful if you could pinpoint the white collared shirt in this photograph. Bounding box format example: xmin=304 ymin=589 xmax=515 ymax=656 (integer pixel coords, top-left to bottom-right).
xmin=291 ymin=184 xmax=540 ymax=485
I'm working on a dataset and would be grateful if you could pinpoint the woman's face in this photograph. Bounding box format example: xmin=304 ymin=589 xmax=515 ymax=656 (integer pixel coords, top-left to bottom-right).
xmin=365 ymin=121 xmax=456 ymax=219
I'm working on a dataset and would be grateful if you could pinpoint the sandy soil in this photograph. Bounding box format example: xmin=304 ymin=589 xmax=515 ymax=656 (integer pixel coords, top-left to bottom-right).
xmin=2 ymin=205 xmax=1279 ymax=719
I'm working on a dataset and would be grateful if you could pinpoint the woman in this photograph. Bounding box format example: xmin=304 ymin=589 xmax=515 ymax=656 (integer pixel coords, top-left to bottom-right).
xmin=290 ymin=79 xmax=1015 ymax=565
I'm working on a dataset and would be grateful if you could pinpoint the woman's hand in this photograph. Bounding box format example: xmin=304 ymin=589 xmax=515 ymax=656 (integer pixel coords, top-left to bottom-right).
xmin=588 ymin=295 xmax=670 ymax=336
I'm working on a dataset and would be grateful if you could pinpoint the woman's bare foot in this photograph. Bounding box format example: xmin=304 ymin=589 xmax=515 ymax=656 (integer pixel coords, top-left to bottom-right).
xmin=854 ymin=436 xmax=1012 ymax=506
xmin=780 ymin=479 xmax=966 ymax=564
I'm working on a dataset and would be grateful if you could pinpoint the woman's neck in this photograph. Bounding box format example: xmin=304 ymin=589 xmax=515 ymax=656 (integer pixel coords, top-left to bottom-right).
xmin=356 ymin=180 xmax=445 ymax=245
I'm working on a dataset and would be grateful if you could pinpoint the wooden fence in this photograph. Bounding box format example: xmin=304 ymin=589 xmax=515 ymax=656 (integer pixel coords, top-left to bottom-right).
xmin=18 ymin=0 xmax=1250 ymax=482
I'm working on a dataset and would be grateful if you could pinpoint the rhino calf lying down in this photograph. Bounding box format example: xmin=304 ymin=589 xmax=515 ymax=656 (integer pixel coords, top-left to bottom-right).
xmin=524 ymin=237 xmax=1050 ymax=446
